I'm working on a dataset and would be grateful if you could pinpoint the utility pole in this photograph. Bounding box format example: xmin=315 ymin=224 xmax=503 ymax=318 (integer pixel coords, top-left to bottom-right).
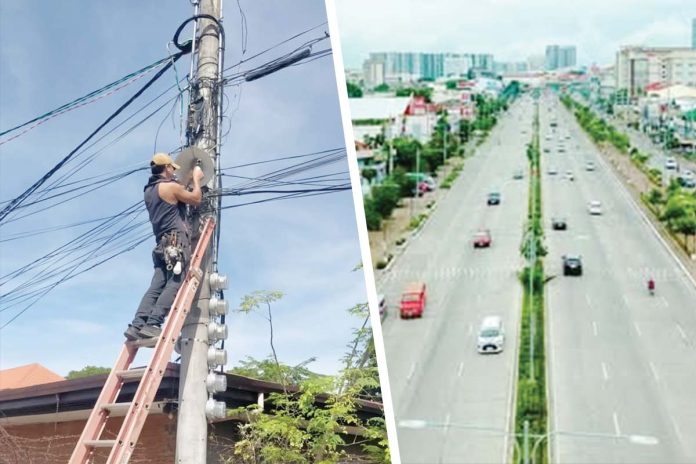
xmin=443 ymin=121 xmax=448 ymax=178
xmin=177 ymin=1 xmax=225 ymax=462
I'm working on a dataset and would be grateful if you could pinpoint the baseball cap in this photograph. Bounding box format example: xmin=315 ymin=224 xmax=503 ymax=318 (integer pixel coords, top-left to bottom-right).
xmin=151 ymin=153 xmax=180 ymax=170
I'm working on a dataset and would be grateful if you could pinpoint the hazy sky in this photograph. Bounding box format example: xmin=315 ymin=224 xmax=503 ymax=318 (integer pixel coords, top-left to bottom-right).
xmin=335 ymin=0 xmax=696 ymax=68
xmin=0 ymin=1 xmax=366 ymax=377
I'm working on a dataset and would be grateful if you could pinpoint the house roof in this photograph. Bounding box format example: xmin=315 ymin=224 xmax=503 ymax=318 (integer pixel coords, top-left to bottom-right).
xmin=0 ymin=363 xmax=64 ymax=390
xmin=0 ymin=363 xmax=383 ymax=425
xmin=349 ymin=97 xmax=411 ymax=121
xmin=647 ymin=84 xmax=696 ymax=100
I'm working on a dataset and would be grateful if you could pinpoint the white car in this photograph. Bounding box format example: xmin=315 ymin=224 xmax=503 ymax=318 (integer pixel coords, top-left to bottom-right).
xmin=665 ymin=157 xmax=678 ymax=170
xmin=585 ymin=161 xmax=596 ymax=171
xmin=565 ymin=170 xmax=574 ymax=181
xmin=588 ymin=200 xmax=602 ymax=215
xmin=477 ymin=316 xmax=505 ymax=354
xmin=548 ymin=166 xmax=558 ymax=175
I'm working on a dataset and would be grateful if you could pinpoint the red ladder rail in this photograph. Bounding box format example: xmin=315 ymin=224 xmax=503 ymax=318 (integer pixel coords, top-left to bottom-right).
xmin=69 ymin=216 xmax=216 ymax=464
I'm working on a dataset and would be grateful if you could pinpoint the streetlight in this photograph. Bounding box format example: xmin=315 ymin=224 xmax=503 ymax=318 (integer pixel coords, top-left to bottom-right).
xmin=398 ymin=419 xmax=658 ymax=464
xmin=398 ymin=419 xmax=522 ymax=464
xmin=531 ymin=428 xmax=659 ymax=464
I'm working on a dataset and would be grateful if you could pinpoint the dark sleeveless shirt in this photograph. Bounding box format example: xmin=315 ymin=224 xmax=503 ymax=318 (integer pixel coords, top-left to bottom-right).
xmin=143 ymin=176 xmax=188 ymax=242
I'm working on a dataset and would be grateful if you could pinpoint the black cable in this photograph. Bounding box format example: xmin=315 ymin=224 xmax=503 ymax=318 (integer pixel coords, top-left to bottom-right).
xmin=220 ymin=147 xmax=344 ymax=170
xmin=0 ymin=51 xmax=189 ymax=223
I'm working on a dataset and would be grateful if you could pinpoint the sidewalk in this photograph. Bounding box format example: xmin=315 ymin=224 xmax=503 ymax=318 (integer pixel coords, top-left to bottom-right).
xmin=368 ymin=139 xmax=478 ymax=276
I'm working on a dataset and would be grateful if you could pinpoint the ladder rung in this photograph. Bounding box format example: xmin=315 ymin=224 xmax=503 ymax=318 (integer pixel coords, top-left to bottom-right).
xmin=127 ymin=337 xmax=158 ymax=348
xmin=101 ymin=402 xmax=132 ymax=414
xmin=115 ymin=367 xmax=147 ymax=380
xmin=84 ymin=439 xmax=117 ymax=448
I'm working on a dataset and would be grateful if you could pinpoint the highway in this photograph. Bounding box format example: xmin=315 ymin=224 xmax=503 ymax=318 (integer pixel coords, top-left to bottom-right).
xmin=379 ymin=97 xmax=534 ymax=463
xmin=542 ymin=94 xmax=696 ymax=463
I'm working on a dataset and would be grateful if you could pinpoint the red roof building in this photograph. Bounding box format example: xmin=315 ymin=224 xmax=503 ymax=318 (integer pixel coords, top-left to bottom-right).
xmin=0 ymin=364 xmax=64 ymax=390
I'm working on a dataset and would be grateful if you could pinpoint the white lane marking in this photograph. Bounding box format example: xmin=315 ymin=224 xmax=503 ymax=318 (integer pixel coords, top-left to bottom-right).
xmin=592 ymin=321 xmax=598 ymax=337
xmin=444 ymin=413 xmax=451 ymax=433
xmin=595 ymin=141 xmax=696 ymax=295
xmin=672 ymin=416 xmax=685 ymax=445
xmin=585 ymin=294 xmax=593 ymax=307
xmin=468 ymin=324 xmax=473 ymax=336
xmin=601 ymin=362 xmax=609 ymax=381
xmin=660 ymin=296 xmax=669 ymax=308
xmin=622 ymin=295 xmax=629 ymax=306
xmin=406 ymin=363 xmax=416 ymax=382
xmin=649 ymin=361 xmax=660 ymax=383
xmin=676 ymin=324 xmax=688 ymax=342
xmin=634 ymin=322 xmax=642 ymax=337
xmin=613 ymin=412 xmax=621 ymax=436
xmin=457 ymin=361 xmax=464 ymax=378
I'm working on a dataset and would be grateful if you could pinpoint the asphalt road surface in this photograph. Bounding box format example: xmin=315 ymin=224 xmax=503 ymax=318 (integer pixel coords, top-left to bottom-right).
xmin=379 ymin=97 xmax=535 ymax=463
xmin=542 ymin=93 xmax=696 ymax=463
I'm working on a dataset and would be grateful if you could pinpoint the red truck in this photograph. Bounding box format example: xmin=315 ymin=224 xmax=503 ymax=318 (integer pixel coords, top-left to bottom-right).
xmin=400 ymin=282 xmax=426 ymax=319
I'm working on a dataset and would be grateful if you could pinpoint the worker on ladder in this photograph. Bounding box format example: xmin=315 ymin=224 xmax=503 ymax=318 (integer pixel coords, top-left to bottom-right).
xmin=124 ymin=153 xmax=204 ymax=340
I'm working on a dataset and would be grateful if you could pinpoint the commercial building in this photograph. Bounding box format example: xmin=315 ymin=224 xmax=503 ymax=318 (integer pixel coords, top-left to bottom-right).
xmin=545 ymin=45 xmax=577 ymax=70
xmin=692 ymin=18 xmax=696 ymax=48
xmin=616 ymin=46 xmax=696 ymax=97
xmin=362 ymin=52 xmax=494 ymax=83
xmin=494 ymin=61 xmax=529 ymax=75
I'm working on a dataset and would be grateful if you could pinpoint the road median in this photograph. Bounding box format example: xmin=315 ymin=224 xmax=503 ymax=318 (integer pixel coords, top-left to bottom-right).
xmin=514 ymin=98 xmax=549 ymax=464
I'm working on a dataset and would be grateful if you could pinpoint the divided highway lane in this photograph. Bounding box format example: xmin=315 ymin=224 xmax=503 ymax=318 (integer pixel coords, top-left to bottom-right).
xmin=541 ymin=96 xmax=696 ymax=463
xmin=380 ymin=97 xmax=533 ymax=463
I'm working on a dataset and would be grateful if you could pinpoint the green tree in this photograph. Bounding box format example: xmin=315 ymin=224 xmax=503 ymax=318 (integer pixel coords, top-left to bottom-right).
xmin=227 ymin=290 xmax=390 ymax=464
xmin=66 ymin=365 xmax=111 ymax=380
xmin=373 ymin=83 xmax=390 ymax=93
xmin=394 ymin=87 xmax=433 ymax=103
xmin=346 ymin=81 xmax=363 ymax=98
xmin=228 ymin=357 xmax=323 ymax=386
xmin=363 ymin=197 xmax=382 ymax=231
xmin=391 ymin=137 xmax=421 ymax=171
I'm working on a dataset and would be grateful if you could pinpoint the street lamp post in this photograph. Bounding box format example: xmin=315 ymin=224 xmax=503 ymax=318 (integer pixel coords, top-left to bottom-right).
xmin=398 ymin=419 xmax=659 ymax=464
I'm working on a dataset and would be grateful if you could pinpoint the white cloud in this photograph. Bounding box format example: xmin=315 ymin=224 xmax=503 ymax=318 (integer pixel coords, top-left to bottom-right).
xmin=334 ymin=0 xmax=696 ymax=67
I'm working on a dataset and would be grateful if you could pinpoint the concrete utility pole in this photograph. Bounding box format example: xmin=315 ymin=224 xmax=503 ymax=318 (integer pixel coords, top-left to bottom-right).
xmin=177 ymin=1 xmax=223 ymax=462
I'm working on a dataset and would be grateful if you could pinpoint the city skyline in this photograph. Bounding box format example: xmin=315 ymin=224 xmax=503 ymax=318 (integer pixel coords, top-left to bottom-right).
xmin=336 ymin=0 xmax=695 ymax=70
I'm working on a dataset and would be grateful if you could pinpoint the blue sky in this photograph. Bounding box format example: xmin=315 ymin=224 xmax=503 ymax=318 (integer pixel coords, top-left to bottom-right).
xmin=0 ymin=1 xmax=367 ymax=377
xmin=335 ymin=0 xmax=696 ymax=68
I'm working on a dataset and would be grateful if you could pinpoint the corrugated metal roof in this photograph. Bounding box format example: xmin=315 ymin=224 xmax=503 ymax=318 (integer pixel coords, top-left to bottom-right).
xmin=349 ymin=97 xmax=411 ymax=120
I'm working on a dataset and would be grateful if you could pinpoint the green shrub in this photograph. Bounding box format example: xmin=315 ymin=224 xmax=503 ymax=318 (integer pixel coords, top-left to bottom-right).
xmin=363 ymin=198 xmax=382 ymax=231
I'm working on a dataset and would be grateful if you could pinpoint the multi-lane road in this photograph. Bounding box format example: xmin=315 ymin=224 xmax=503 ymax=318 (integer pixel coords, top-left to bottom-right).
xmin=380 ymin=96 xmax=534 ymax=463
xmin=378 ymin=92 xmax=696 ymax=463
xmin=543 ymin=95 xmax=696 ymax=463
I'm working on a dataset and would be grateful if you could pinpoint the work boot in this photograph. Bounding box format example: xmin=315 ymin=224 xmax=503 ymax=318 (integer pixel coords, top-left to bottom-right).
xmin=138 ymin=325 xmax=162 ymax=338
xmin=124 ymin=325 xmax=141 ymax=341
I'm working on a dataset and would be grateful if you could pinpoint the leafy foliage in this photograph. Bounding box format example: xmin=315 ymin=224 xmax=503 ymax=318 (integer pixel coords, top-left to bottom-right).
xmin=347 ymin=81 xmax=363 ymax=98
xmin=65 ymin=365 xmax=110 ymax=380
xmin=224 ymin=291 xmax=389 ymax=464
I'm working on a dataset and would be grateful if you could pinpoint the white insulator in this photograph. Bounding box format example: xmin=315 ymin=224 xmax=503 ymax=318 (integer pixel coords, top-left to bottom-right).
xmin=209 ymin=273 xmax=229 ymax=291
xmin=208 ymin=322 xmax=228 ymax=342
xmin=205 ymin=398 xmax=227 ymax=421
xmin=207 ymin=346 xmax=227 ymax=368
xmin=206 ymin=372 xmax=227 ymax=393
xmin=208 ymin=296 xmax=228 ymax=316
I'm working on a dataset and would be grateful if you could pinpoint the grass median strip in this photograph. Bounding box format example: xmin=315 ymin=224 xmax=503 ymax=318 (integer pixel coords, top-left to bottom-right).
xmin=514 ymin=98 xmax=549 ymax=464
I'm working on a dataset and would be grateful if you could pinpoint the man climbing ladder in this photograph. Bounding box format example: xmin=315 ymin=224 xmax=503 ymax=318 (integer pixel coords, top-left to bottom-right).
xmin=124 ymin=153 xmax=204 ymax=340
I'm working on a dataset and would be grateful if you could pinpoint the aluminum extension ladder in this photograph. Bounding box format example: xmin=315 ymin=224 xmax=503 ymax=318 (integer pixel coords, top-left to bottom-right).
xmin=69 ymin=216 xmax=215 ymax=464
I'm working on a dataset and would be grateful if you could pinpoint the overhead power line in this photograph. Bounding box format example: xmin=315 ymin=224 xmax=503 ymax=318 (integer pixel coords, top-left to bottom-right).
xmin=0 ymin=52 xmax=189 ymax=224
xmin=0 ymin=56 xmax=172 ymax=144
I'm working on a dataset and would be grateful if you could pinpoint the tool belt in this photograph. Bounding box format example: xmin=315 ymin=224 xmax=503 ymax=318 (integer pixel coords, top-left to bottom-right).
xmin=154 ymin=230 xmax=185 ymax=274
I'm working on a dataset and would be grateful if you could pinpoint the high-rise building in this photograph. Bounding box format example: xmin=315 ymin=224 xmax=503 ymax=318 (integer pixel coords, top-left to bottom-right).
xmin=545 ymin=45 xmax=577 ymax=70
xmin=616 ymin=46 xmax=696 ymax=97
xmin=444 ymin=54 xmax=472 ymax=78
xmin=362 ymin=52 xmax=494 ymax=83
